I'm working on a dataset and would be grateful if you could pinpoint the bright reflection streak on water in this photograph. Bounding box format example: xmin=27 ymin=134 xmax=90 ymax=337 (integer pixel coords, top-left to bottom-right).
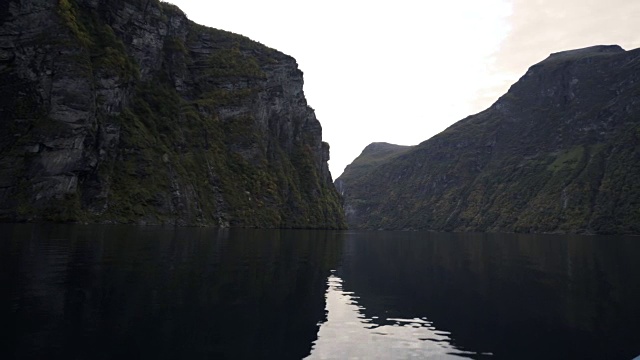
xmin=306 ymin=271 xmax=488 ymax=359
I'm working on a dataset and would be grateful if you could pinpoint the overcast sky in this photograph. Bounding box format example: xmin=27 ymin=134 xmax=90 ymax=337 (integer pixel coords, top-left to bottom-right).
xmin=165 ymin=0 xmax=640 ymax=178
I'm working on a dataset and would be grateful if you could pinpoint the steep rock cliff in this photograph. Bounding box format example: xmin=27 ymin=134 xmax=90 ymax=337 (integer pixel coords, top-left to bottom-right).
xmin=337 ymin=45 xmax=640 ymax=234
xmin=0 ymin=0 xmax=346 ymax=228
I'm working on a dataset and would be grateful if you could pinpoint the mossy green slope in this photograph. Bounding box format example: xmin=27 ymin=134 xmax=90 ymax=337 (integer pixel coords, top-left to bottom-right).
xmin=338 ymin=45 xmax=640 ymax=234
xmin=336 ymin=142 xmax=413 ymax=189
xmin=334 ymin=142 xmax=412 ymax=225
xmin=0 ymin=0 xmax=345 ymax=228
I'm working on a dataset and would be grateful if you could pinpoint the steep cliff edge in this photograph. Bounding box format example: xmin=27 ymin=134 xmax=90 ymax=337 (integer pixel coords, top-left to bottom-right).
xmin=0 ymin=0 xmax=346 ymax=228
xmin=337 ymin=45 xmax=640 ymax=234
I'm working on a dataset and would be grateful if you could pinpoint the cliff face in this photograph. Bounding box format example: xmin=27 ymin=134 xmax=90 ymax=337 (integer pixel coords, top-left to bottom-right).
xmin=0 ymin=0 xmax=346 ymax=228
xmin=337 ymin=45 xmax=640 ymax=234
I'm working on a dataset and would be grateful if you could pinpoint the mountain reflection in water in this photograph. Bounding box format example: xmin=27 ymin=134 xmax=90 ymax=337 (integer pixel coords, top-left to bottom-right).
xmin=2 ymin=225 xmax=640 ymax=359
xmin=307 ymin=272 xmax=485 ymax=359
xmin=310 ymin=231 xmax=640 ymax=360
xmin=0 ymin=225 xmax=342 ymax=360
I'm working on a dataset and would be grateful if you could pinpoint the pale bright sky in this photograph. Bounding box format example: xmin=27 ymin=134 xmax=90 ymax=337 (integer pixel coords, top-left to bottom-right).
xmin=166 ymin=0 xmax=640 ymax=178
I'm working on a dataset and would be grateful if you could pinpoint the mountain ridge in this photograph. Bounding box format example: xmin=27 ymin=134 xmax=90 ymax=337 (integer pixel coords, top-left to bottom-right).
xmin=337 ymin=45 xmax=640 ymax=234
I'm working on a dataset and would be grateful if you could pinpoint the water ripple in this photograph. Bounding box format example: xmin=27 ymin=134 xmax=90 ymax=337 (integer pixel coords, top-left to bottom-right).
xmin=305 ymin=275 xmax=480 ymax=359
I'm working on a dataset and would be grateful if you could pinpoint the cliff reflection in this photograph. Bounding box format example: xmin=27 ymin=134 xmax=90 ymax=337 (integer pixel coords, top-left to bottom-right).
xmin=330 ymin=231 xmax=640 ymax=359
xmin=307 ymin=272 xmax=482 ymax=359
xmin=1 ymin=225 xmax=344 ymax=360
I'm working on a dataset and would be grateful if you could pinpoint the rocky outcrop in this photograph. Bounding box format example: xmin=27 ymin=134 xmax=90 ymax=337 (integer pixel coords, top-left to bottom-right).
xmin=337 ymin=45 xmax=640 ymax=234
xmin=0 ymin=0 xmax=345 ymax=228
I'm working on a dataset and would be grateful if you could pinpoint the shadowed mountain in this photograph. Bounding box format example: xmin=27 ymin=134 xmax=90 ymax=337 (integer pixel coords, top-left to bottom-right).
xmin=337 ymin=45 xmax=640 ymax=234
xmin=0 ymin=0 xmax=345 ymax=228
xmin=335 ymin=142 xmax=412 ymax=225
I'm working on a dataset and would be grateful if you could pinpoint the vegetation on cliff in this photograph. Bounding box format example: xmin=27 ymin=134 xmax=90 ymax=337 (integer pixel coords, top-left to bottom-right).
xmin=337 ymin=45 xmax=640 ymax=234
xmin=0 ymin=0 xmax=345 ymax=228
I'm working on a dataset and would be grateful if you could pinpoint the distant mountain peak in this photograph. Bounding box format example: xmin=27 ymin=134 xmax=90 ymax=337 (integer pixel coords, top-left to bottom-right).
xmin=540 ymin=44 xmax=625 ymax=64
xmin=362 ymin=142 xmax=411 ymax=153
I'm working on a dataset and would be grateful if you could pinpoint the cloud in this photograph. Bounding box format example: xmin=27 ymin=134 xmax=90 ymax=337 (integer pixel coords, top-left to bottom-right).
xmin=471 ymin=0 xmax=640 ymax=112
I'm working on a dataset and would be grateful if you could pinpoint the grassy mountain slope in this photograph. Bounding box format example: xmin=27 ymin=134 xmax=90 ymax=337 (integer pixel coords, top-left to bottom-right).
xmin=337 ymin=45 xmax=640 ymax=234
xmin=335 ymin=142 xmax=412 ymax=225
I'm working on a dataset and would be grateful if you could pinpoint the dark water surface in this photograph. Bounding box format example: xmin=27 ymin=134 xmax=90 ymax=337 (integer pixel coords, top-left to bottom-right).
xmin=1 ymin=224 xmax=640 ymax=359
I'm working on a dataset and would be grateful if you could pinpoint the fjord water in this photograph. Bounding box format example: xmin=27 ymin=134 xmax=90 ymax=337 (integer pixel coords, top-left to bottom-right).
xmin=2 ymin=225 xmax=640 ymax=359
